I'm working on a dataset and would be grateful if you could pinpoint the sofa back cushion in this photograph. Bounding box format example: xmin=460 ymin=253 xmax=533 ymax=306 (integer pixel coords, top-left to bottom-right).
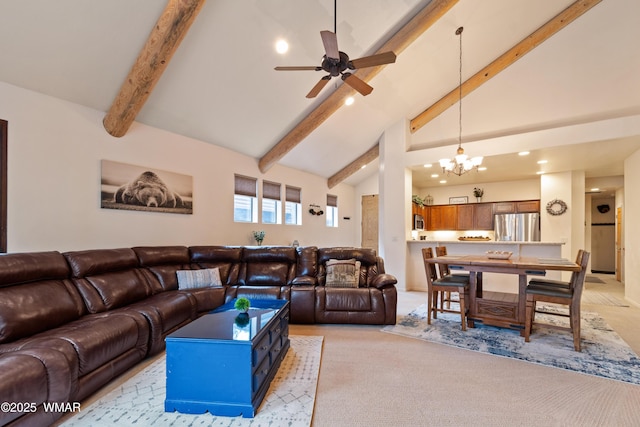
xmin=239 ymin=247 xmax=297 ymax=286
xmin=189 ymin=246 xmax=243 ymax=285
xmin=317 ymin=247 xmax=379 ymax=287
xmin=0 ymin=252 xmax=83 ymax=343
xmin=133 ymin=246 xmax=191 ymax=292
xmin=296 ymin=246 xmax=318 ymax=277
xmin=63 ymin=248 xmax=151 ymax=313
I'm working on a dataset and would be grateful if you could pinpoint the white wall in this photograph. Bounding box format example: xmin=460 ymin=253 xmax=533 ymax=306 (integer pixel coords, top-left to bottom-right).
xmin=0 ymin=82 xmax=357 ymax=252
xmin=624 ymin=150 xmax=640 ymax=305
xmin=415 ymin=179 xmax=540 ymax=205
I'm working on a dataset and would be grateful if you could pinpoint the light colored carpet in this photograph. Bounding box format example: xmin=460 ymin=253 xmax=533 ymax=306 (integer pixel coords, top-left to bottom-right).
xmin=583 ymin=289 xmax=629 ymax=306
xmin=382 ymin=304 xmax=640 ymax=386
xmin=60 ymin=335 xmax=323 ymax=427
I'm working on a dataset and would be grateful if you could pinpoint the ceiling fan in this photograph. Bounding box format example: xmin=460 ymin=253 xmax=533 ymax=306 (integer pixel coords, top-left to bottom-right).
xmin=274 ymin=3 xmax=396 ymax=99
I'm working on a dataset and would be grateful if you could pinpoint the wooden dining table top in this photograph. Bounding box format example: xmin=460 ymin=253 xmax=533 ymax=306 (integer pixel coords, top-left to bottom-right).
xmin=425 ymin=254 xmax=581 ymax=272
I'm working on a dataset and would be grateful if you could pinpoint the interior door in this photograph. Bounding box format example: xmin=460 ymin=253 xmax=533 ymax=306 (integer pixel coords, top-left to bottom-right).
xmin=361 ymin=195 xmax=378 ymax=253
xmin=616 ymin=207 xmax=623 ymax=281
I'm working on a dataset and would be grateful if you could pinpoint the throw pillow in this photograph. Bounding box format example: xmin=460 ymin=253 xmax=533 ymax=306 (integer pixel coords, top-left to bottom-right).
xmin=176 ymin=268 xmax=222 ymax=290
xmin=325 ymin=259 xmax=361 ymax=288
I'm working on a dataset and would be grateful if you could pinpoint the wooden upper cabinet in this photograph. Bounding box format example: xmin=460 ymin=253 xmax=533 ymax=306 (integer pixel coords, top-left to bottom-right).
xmin=428 ymin=205 xmax=457 ymax=230
xmin=493 ymin=200 xmax=540 ymax=214
xmin=474 ymin=203 xmax=494 ymax=230
xmin=494 ymin=202 xmax=516 ymax=214
xmin=516 ymin=200 xmax=540 ymax=213
xmin=457 ymin=205 xmax=474 ymax=230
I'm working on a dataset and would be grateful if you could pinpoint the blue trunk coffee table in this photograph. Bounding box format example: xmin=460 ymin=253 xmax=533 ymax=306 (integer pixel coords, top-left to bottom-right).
xmin=164 ymin=298 xmax=290 ymax=418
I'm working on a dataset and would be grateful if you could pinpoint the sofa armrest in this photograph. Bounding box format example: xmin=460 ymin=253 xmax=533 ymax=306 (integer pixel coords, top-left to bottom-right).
xmin=371 ymin=273 xmax=397 ymax=289
xmin=291 ymin=275 xmax=317 ymax=286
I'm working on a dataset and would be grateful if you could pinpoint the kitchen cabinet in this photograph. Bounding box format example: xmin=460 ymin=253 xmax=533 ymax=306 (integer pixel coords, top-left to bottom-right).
xmin=515 ymin=200 xmax=540 ymax=213
xmin=474 ymin=203 xmax=494 ymax=229
xmin=457 ymin=203 xmax=493 ymax=230
xmin=493 ymin=200 xmax=540 ymax=214
xmin=428 ymin=205 xmax=457 ymax=230
xmin=420 ymin=200 xmax=538 ymax=231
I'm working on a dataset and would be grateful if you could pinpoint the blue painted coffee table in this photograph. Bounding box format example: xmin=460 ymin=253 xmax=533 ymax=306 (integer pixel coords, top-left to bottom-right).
xmin=164 ymin=298 xmax=290 ymax=417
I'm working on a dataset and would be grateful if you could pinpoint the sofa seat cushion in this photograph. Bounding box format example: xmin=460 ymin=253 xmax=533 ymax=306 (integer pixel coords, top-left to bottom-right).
xmin=178 ymin=287 xmax=226 ymax=313
xmin=128 ymin=292 xmax=195 ymax=332
xmin=322 ymin=288 xmax=373 ymax=311
xmin=18 ymin=312 xmax=148 ymax=377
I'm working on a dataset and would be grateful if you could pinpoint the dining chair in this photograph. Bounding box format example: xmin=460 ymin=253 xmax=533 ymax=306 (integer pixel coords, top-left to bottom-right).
xmin=527 ymin=250 xmax=584 ymax=290
xmin=434 ymin=246 xmax=469 ymax=309
xmin=422 ymin=247 xmax=470 ymax=330
xmin=524 ymin=250 xmax=590 ymax=351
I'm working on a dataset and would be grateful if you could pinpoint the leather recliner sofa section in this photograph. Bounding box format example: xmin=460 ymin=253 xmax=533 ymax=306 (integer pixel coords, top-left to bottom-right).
xmin=0 ymin=245 xmax=397 ymax=427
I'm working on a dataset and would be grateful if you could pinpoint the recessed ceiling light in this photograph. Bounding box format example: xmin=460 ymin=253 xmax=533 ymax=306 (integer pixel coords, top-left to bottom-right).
xmin=344 ymin=96 xmax=354 ymax=106
xmin=360 ymin=164 xmax=366 ymax=169
xmin=439 ymin=180 xmax=447 ymax=184
xmin=591 ymin=188 xmax=600 ymax=192
xmin=275 ymin=39 xmax=289 ymax=54
xmin=536 ymin=171 xmax=545 ymax=175
xmin=518 ymin=151 xmax=530 ymax=156
xmin=478 ymin=167 xmax=487 ymax=171
xmin=537 ymin=160 xmax=548 ymax=164
xmin=431 ymin=174 xmax=439 ymax=178
xmin=423 ymin=163 xmax=432 ymax=168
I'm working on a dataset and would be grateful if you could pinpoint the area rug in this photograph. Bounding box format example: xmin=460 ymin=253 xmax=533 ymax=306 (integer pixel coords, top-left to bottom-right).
xmin=382 ymin=305 xmax=640 ymax=386
xmin=61 ymin=335 xmax=323 ymax=427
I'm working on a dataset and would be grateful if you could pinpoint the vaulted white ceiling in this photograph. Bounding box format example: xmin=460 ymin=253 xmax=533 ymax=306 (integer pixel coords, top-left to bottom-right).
xmin=1 ymin=0 xmax=639 ymax=189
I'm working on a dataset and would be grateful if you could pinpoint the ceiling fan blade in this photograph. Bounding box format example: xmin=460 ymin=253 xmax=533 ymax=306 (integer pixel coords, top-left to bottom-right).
xmin=349 ymin=51 xmax=397 ymax=69
xmin=341 ymin=73 xmax=373 ymax=96
xmin=320 ymin=30 xmax=340 ymax=59
xmin=274 ymin=66 xmax=321 ymax=71
xmin=306 ymin=76 xmax=331 ymax=98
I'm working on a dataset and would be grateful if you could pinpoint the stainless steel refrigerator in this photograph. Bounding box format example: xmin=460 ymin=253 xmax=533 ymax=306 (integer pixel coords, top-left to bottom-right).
xmin=494 ymin=213 xmax=541 ymax=242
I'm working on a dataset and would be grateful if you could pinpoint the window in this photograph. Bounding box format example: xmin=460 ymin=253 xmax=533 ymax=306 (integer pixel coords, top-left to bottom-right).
xmin=326 ymin=194 xmax=338 ymax=227
xmin=234 ymin=174 xmax=257 ymax=223
xmin=262 ymin=180 xmax=282 ymax=224
xmin=285 ymin=185 xmax=302 ymax=225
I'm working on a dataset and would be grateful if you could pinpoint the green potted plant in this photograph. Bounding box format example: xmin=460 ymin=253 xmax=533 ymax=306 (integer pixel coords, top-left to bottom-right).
xmin=473 ymin=187 xmax=484 ymax=202
xmin=252 ymin=230 xmax=265 ymax=246
xmin=234 ymin=297 xmax=251 ymax=313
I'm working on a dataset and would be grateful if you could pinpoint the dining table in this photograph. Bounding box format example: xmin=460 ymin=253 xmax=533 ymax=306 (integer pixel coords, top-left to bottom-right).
xmin=424 ymin=254 xmax=580 ymax=334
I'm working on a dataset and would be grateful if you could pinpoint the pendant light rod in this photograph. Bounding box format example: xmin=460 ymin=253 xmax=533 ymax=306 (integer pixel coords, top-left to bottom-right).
xmin=439 ymin=26 xmax=483 ymax=176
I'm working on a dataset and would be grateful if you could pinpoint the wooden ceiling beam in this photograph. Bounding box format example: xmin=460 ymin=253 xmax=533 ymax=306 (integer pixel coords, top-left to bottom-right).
xmin=327 ymin=144 xmax=379 ymax=189
xmin=410 ymin=0 xmax=602 ymax=134
xmin=103 ymin=0 xmax=206 ymax=137
xmin=258 ymin=0 xmax=459 ymax=174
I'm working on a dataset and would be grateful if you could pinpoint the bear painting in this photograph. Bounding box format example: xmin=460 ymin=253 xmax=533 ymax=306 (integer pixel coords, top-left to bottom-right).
xmin=114 ymin=171 xmax=185 ymax=208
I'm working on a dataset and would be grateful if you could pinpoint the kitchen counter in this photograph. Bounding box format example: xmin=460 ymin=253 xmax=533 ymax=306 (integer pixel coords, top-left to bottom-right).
xmin=408 ymin=240 xmax=565 ymax=246
xmin=407 ymin=239 xmax=566 ymax=292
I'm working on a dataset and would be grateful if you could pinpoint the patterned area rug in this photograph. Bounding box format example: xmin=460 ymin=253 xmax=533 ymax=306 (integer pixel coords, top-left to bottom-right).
xmin=61 ymin=335 xmax=323 ymax=427
xmin=383 ymin=305 xmax=640 ymax=386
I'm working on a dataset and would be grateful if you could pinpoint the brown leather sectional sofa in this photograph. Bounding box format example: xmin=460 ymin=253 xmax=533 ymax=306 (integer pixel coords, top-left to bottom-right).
xmin=0 ymin=245 xmax=397 ymax=427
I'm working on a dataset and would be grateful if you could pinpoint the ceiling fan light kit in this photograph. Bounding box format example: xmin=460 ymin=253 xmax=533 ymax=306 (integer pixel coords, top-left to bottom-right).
xmin=274 ymin=1 xmax=396 ymax=98
xmin=439 ymin=26 xmax=483 ymax=177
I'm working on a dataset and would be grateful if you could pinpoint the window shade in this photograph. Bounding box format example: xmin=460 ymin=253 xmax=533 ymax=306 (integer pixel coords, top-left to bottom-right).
xmin=263 ymin=180 xmax=281 ymax=200
xmin=234 ymin=174 xmax=257 ymax=197
xmin=327 ymin=194 xmax=337 ymax=207
xmin=285 ymin=186 xmax=301 ymax=203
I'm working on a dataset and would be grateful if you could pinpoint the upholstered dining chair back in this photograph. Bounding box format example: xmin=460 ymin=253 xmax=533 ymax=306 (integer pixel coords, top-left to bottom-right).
xmin=524 ymin=250 xmax=590 ymax=351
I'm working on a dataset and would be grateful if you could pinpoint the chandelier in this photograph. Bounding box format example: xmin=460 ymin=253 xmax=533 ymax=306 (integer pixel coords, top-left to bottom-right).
xmin=439 ymin=27 xmax=483 ymax=176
